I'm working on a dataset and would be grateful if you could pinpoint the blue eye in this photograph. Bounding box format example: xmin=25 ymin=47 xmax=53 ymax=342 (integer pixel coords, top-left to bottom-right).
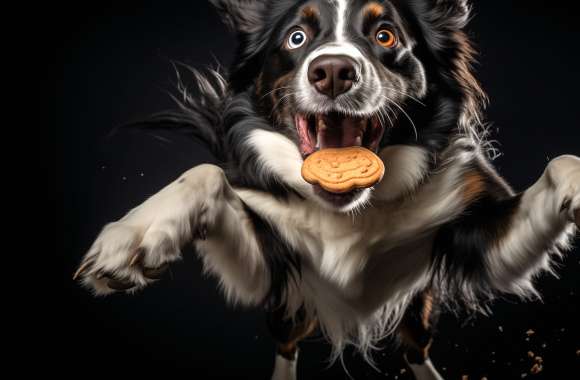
xmin=288 ymin=30 xmax=307 ymax=49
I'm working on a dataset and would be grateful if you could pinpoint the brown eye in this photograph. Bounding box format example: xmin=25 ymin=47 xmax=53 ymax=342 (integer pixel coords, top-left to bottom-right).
xmin=375 ymin=29 xmax=397 ymax=48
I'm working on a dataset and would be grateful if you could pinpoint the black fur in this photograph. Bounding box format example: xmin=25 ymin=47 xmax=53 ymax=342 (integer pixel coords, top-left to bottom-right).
xmin=243 ymin=204 xmax=301 ymax=308
xmin=432 ymin=159 xmax=521 ymax=303
xmin=400 ymin=290 xmax=440 ymax=364
xmin=121 ymin=64 xmax=228 ymax=162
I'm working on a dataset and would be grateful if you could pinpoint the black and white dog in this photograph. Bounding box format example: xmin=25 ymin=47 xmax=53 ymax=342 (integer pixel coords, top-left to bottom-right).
xmin=75 ymin=1 xmax=580 ymax=379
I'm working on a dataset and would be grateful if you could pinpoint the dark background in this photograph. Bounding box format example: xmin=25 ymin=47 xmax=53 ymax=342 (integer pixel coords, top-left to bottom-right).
xmin=45 ymin=0 xmax=580 ymax=379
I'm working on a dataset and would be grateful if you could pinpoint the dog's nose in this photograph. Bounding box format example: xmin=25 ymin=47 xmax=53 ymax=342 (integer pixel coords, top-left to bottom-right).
xmin=307 ymin=55 xmax=357 ymax=99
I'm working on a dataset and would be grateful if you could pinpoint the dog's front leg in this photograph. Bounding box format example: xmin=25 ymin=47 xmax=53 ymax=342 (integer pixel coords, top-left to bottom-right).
xmin=74 ymin=164 xmax=269 ymax=303
xmin=486 ymin=155 xmax=580 ymax=291
xmin=437 ymin=155 xmax=579 ymax=296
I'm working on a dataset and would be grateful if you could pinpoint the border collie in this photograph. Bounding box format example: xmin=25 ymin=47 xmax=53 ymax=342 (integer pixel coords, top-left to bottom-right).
xmin=74 ymin=1 xmax=580 ymax=379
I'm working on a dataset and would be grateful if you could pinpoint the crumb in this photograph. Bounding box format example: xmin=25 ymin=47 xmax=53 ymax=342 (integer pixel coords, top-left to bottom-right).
xmin=576 ymin=349 xmax=580 ymax=356
xmin=400 ymin=369 xmax=406 ymax=375
xmin=530 ymin=363 xmax=543 ymax=375
xmin=527 ymin=351 xmax=535 ymax=358
xmin=462 ymin=376 xmax=469 ymax=380
xmin=481 ymin=377 xmax=488 ymax=380
xmin=526 ymin=329 xmax=535 ymax=336
xmin=498 ymin=326 xmax=504 ymax=332
xmin=521 ymin=374 xmax=527 ymax=378
xmin=534 ymin=356 xmax=543 ymax=364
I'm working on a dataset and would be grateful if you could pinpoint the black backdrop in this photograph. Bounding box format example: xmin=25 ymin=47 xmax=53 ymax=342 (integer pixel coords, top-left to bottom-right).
xmin=47 ymin=1 xmax=580 ymax=379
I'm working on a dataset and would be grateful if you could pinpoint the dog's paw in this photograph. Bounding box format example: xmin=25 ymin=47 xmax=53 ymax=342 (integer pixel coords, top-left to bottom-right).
xmin=73 ymin=164 xmax=228 ymax=295
xmin=548 ymin=155 xmax=580 ymax=228
xmin=73 ymin=221 xmax=182 ymax=295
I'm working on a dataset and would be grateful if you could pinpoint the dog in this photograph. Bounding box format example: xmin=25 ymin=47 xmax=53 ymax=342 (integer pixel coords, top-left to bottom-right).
xmin=74 ymin=1 xmax=580 ymax=379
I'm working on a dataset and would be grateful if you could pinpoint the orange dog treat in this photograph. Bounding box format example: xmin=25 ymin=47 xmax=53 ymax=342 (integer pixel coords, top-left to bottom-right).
xmin=301 ymin=147 xmax=385 ymax=193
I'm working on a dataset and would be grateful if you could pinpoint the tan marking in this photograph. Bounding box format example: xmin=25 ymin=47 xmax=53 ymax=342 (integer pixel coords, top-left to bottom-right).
xmin=276 ymin=318 xmax=318 ymax=360
xmin=302 ymin=5 xmax=319 ymax=19
xmin=278 ymin=342 xmax=298 ymax=360
xmin=462 ymin=170 xmax=486 ymax=204
xmin=421 ymin=290 xmax=433 ymax=329
xmin=364 ymin=2 xmax=385 ymax=19
xmin=399 ymin=290 xmax=436 ymax=362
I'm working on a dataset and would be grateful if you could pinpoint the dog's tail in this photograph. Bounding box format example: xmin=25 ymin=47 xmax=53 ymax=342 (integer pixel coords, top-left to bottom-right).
xmin=118 ymin=63 xmax=228 ymax=162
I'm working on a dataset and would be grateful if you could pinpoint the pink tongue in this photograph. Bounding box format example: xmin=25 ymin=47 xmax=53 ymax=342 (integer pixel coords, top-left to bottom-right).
xmin=319 ymin=118 xmax=364 ymax=149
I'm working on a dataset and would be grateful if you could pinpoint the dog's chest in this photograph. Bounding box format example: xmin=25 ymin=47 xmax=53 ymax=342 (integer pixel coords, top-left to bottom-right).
xmin=237 ymin=190 xmax=454 ymax=302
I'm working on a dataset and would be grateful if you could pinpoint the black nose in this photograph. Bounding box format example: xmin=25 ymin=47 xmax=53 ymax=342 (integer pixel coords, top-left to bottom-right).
xmin=307 ymin=55 xmax=357 ymax=99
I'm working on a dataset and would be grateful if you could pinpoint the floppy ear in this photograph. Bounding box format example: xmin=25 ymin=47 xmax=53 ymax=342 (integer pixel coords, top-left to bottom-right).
xmin=209 ymin=0 xmax=266 ymax=34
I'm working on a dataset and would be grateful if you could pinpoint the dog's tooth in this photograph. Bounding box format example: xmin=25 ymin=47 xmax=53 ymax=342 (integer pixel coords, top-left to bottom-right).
xmin=316 ymin=117 xmax=326 ymax=149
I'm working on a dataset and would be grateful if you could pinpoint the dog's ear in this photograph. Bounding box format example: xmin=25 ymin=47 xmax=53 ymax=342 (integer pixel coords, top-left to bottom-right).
xmin=210 ymin=0 xmax=266 ymax=34
xmin=406 ymin=0 xmax=485 ymax=131
xmin=427 ymin=0 xmax=471 ymax=29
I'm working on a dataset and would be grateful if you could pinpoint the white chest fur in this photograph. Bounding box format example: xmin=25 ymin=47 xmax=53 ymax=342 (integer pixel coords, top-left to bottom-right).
xmin=235 ymin=148 xmax=470 ymax=314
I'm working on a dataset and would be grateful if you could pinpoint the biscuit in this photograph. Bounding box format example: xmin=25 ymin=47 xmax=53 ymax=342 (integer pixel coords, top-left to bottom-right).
xmin=301 ymin=147 xmax=385 ymax=193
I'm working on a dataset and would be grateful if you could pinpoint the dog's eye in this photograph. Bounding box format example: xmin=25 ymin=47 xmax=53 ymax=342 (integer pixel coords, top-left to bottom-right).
xmin=375 ymin=29 xmax=397 ymax=48
xmin=287 ymin=30 xmax=308 ymax=50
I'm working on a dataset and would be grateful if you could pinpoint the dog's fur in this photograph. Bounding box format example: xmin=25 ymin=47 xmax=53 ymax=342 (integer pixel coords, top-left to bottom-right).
xmin=75 ymin=1 xmax=580 ymax=379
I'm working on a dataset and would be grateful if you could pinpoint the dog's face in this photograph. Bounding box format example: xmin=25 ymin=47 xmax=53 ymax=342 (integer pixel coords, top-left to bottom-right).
xmin=213 ymin=0 xmax=484 ymax=212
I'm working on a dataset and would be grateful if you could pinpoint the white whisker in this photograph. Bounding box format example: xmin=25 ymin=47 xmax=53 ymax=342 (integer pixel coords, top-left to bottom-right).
xmin=381 ymin=85 xmax=426 ymax=107
xmin=381 ymin=95 xmax=419 ymax=141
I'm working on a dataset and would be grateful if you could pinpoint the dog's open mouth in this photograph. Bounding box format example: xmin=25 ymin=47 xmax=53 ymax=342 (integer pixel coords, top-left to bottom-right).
xmin=295 ymin=112 xmax=385 ymax=207
xmin=295 ymin=112 xmax=384 ymax=158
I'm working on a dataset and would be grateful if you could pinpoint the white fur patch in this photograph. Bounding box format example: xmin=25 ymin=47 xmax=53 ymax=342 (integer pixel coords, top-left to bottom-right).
xmin=332 ymin=0 xmax=348 ymax=42
xmin=247 ymin=129 xmax=311 ymax=195
xmin=374 ymin=145 xmax=431 ymax=201
xmin=271 ymin=353 xmax=298 ymax=380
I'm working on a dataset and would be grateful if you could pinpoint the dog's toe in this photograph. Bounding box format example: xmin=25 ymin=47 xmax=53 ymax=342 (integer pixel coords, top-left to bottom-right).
xmin=143 ymin=264 xmax=169 ymax=280
xmin=106 ymin=278 xmax=136 ymax=291
xmin=73 ymin=257 xmax=96 ymax=280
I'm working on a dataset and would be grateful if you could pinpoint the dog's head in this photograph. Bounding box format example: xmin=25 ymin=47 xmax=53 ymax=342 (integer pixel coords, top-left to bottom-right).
xmin=212 ymin=0 xmax=486 ymax=212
